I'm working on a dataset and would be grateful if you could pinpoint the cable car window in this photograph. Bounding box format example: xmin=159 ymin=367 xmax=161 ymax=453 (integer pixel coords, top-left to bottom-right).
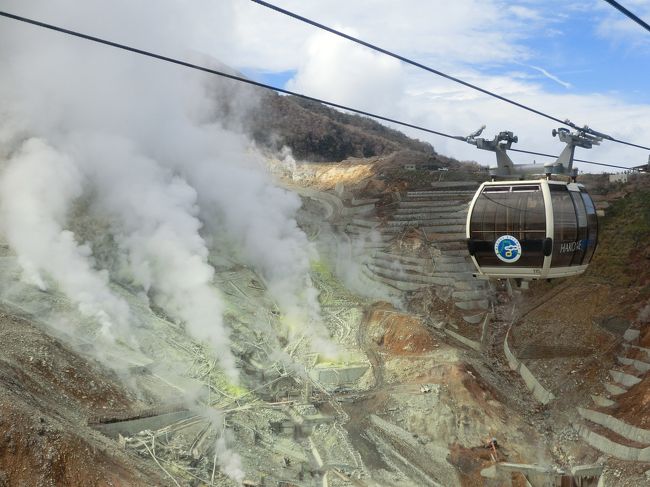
xmin=484 ymin=186 xmax=511 ymax=193
xmin=581 ymin=191 xmax=598 ymax=264
xmin=570 ymin=191 xmax=588 ymax=265
xmin=479 ymin=192 xmax=497 ymax=240
xmin=469 ymin=185 xmax=545 ymax=268
xmin=524 ymin=188 xmax=545 ymax=238
xmin=550 ymin=185 xmax=578 ymax=268
xmin=494 ymin=191 xmax=509 ymax=234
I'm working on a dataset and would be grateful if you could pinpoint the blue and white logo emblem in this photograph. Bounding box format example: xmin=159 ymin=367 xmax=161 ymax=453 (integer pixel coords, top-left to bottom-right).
xmin=494 ymin=235 xmax=522 ymax=263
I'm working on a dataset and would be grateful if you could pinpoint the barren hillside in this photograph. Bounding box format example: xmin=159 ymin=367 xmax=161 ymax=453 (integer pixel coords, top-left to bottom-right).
xmin=2 ymin=147 xmax=649 ymax=486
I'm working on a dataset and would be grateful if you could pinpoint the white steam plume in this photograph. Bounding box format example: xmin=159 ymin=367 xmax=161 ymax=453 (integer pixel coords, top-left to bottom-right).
xmin=0 ymin=0 xmax=336 ymax=379
xmin=0 ymin=138 xmax=130 ymax=338
xmin=214 ymin=431 xmax=246 ymax=485
xmin=201 ymin=408 xmax=245 ymax=486
xmin=67 ymin=132 xmax=238 ymax=378
xmin=168 ymin=137 xmax=335 ymax=355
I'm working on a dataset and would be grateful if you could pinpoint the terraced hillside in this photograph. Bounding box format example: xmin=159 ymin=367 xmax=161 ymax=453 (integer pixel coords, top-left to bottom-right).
xmin=340 ymin=183 xmax=494 ymax=343
xmin=289 ymin=160 xmax=650 ymax=486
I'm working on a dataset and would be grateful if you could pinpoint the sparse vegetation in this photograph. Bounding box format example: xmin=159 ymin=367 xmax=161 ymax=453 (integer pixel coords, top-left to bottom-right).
xmin=587 ymin=188 xmax=650 ymax=287
xmin=248 ymin=92 xmax=436 ymax=162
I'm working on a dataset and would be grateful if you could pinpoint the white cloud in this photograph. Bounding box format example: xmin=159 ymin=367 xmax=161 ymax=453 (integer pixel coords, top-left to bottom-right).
xmin=509 ymin=5 xmax=543 ymax=21
xmin=526 ymin=65 xmax=572 ymax=89
xmin=397 ymin=77 xmax=650 ymax=171
xmin=594 ymin=0 xmax=650 ymax=49
xmin=226 ymin=0 xmax=649 ymax=172
xmin=189 ymin=0 xmax=534 ymax=71
xmin=286 ymin=30 xmax=404 ymax=114
xmin=3 ymin=0 xmax=647 ymax=171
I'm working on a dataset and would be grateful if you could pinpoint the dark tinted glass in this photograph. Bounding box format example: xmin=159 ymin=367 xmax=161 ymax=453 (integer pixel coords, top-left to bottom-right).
xmin=570 ymin=191 xmax=588 ymax=265
xmin=581 ymin=191 xmax=598 ymax=264
xmin=550 ymin=185 xmax=578 ymax=267
xmin=470 ymin=185 xmax=545 ymax=268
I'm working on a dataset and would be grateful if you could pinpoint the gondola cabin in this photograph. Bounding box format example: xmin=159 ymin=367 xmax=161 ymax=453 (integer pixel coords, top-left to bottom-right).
xmin=466 ymin=179 xmax=598 ymax=279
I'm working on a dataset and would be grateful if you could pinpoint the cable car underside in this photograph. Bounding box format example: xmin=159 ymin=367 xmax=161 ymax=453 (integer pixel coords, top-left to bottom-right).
xmin=463 ymin=126 xmax=600 ymax=280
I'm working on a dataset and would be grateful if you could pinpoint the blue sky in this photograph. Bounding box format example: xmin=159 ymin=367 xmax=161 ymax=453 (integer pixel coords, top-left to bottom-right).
xmin=243 ymin=1 xmax=650 ymax=103
xmin=510 ymin=2 xmax=650 ymax=103
xmin=241 ymin=69 xmax=296 ymax=89
xmin=227 ymin=0 xmax=650 ymax=170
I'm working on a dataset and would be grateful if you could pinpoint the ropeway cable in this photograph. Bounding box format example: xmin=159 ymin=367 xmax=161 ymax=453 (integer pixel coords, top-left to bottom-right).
xmin=0 ymin=10 xmax=639 ymax=171
xmin=602 ymin=0 xmax=650 ymax=34
xmin=250 ymin=0 xmax=650 ymax=153
xmin=509 ymin=148 xmax=633 ymax=170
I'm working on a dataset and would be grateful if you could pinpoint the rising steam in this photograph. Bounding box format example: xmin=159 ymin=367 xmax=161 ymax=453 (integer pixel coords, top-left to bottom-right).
xmin=0 ymin=2 xmax=342 ymax=483
xmin=0 ymin=0 xmax=334 ymax=409
xmin=0 ymin=138 xmax=132 ymax=338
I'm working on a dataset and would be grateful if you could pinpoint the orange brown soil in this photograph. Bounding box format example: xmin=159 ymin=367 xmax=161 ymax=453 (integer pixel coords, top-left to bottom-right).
xmin=640 ymin=326 xmax=650 ymax=348
xmin=448 ymin=444 xmax=529 ymax=487
xmin=447 ymin=444 xmax=495 ymax=487
xmin=0 ymin=405 xmax=149 ymax=487
xmin=458 ymin=363 xmax=505 ymax=413
xmin=615 ymin=373 xmax=650 ymax=428
xmin=365 ymin=303 xmax=438 ymax=355
xmin=0 ymin=309 xmax=169 ymax=487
